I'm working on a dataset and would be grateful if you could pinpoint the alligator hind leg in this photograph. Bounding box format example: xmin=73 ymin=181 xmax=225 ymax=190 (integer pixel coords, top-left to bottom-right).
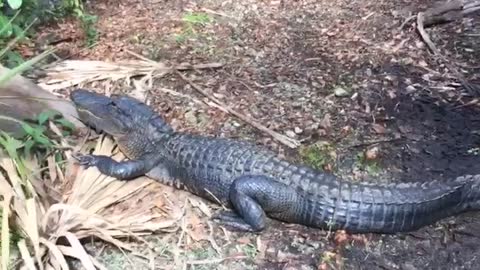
xmin=213 ymin=197 xmax=267 ymax=232
xmin=213 ymin=175 xmax=300 ymax=232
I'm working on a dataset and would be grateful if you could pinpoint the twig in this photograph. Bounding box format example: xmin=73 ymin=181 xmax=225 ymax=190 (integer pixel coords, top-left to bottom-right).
xmin=416 ymin=12 xmax=478 ymax=96
xmin=398 ymin=15 xmax=416 ymax=30
xmin=175 ymin=70 xmax=301 ymax=148
xmin=416 ymin=13 xmax=439 ymax=53
xmin=125 ymin=50 xmax=300 ymax=148
xmin=125 ymin=50 xmax=223 ymax=71
xmin=176 ymin=62 xmax=224 ymax=70
xmin=207 ymin=221 xmax=222 ymax=255
xmin=40 ymin=41 xmax=99 ymax=70
xmin=200 ymin=7 xmax=237 ymax=19
xmin=347 ymin=138 xmax=405 ymax=148
xmin=421 ymin=0 xmax=480 ymax=27
xmin=186 ymin=256 xmax=248 ymax=265
xmin=157 ymin=87 xmax=207 ymax=107
xmin=361 ymin=12 xmax=375 ymax=20
xmin=452 ymin=98 xmax=479 ymax=109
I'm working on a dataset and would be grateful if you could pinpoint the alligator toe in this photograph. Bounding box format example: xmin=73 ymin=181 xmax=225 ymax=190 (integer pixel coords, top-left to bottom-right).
xmin=72 ymin=153 xmax=99 ymax=167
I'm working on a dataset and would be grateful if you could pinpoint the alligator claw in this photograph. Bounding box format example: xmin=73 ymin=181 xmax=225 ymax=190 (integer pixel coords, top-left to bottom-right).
xmin=72 ymin=153 xmax=99 ymax=167
xmin=211 ymin=210 xmax=258 ymax=233
xmin=211 ymin=210 xmax=239 ymax=221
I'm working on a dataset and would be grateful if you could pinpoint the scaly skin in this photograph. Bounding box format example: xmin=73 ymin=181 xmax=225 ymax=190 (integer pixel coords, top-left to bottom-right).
xmin=70 ymin=89 xmax=480 ymax=234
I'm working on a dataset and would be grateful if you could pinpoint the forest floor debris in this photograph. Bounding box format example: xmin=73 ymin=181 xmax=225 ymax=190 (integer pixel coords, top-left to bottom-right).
xmin=19 ymin=0 xmax=480 ymax=269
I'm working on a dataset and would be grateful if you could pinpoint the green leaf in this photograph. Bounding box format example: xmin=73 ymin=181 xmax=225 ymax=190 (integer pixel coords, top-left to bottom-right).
xmin=55 ymin=152 xmax=62 ymax=163
xmin=37 ymin=113 xmax=49 ymax=125
xmin=11 ymin=24 xmax=25 ymax=40
xmin=0 ymin=131 xmax=22 ymax=158
xmin=23 ymin=139 xmax=34 ymax=156
xmin=55 ymin=118 xmax=75 ymax=130
xmin=0 ymin=15 xmax=13 ymax=38
xmin=34 ymin=135 xmax=52 ymax=147
xmin=3 ymin=51 xmax=24 ymax=68
xmin=0 ymin=48 xmax=54 ymax=86
xmin=20 ymin=122 xmax=35 ymax=136
xmin=37 ymin=110 xmax=60 ymax=125
xmin=182 ymin=12 xmax=211 ymax=26
xmin=7 ymin=0 xmax=22 ymax=10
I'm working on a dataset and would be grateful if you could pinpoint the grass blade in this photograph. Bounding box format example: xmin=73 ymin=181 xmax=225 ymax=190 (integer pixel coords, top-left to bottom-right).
xmin=1 ymin=194 xmax=12 ymax=270
xmin=0 ymin=48 xmax=55 ymax=86
xmin=63 ymin=232 xmax=96 ymax=270
xmin=0 ymin=18 xmax=38 ymax=58
xmin=17 ymin=239 xmax=36 ymax=270
xmin=0 ymin=9 xmax=20 ymax=37
xmin=39 ymin=238 xmax=69 ymax=270
xmin=26 ymin=198 xmax=44 ymax=270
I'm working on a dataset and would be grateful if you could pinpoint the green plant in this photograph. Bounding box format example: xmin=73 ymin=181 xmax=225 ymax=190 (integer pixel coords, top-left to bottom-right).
xmin=0 ymin=8 xmax=29 ymax=67
xmin=241 ymin=243 xmax=258 ymax=259
xmin=0 ymin=110 xmax=74 ymax=175
xmin=0 ymin=206 xmax=23 ymax=248
xmin=182 ymin=12 xmax=212 ymax=26
xmin=299 ymin=141 xmax=337 ymax=171
xmin=0 ymin=111 xmax=75 ymax=267
xmin=0 ymin=0 xmax=63 ymax=69
xmin=355 ymin=151 xmax=381 ymax=176
xmin=61 ymin=0 xmax=98 ymax=46
xmin=174 ymin=12 xmax=213 ymax=44
xmin=0 ymin=47 xmax=53 ymax=85
xmin=80 ymin=13 xmax=98 ymax=46
xmin=0 ymin=0 xmax=97 ymax=69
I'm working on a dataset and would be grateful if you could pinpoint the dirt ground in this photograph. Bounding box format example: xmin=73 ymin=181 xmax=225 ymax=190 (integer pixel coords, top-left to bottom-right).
xmin=33 ymin=0 xmax=480 ymax=269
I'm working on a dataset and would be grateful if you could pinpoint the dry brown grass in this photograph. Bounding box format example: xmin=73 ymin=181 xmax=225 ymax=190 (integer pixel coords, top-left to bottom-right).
xmin=0 ymin=133 xmax=182 ymax=269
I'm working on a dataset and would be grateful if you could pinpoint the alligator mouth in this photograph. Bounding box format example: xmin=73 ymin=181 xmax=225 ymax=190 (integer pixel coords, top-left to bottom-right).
xmin=76 ymin=108 xmax=107 ymax=134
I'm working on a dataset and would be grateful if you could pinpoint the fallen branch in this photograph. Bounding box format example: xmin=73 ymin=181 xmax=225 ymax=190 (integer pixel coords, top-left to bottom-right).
xmin=422 ymin=0 xmax=480 ymax=27
xmin=125 ymin=50 xmax=223 ymax=70
xmin=126 ymin=51 xmax=301 ymax=148
xmin=347 ymin=138 xmax=405 ymax=148
xmin=175 ymin=70 xmax=301 ymax=149
xmin=416 ymin=13 xmax=439 ymax=53
xmin=416 ymin=11 xmax=478 ymax=95
xmin=398 ymin=15 xmax=417 ymax=30
xmin=186 ymin=255 xmax=248 ymax=265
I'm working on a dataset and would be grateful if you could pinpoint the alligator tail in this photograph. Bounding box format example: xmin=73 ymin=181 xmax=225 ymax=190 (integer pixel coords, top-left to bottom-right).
xmin=295 ymin=174 xmax=480 ymax=234
xmin=462 ymin=175 xmax=480 ymax=210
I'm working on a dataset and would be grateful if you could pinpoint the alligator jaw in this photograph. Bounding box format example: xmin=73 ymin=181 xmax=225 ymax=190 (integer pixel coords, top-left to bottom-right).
xmin=70 ymin=89 xmax=128 ymax=136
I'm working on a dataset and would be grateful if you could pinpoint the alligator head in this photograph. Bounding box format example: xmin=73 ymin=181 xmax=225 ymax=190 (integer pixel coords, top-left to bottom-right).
xmin=70 ymin=89 xmax=174 ymax=139
xmin=70 ymin=89 xmax=130 ymax=136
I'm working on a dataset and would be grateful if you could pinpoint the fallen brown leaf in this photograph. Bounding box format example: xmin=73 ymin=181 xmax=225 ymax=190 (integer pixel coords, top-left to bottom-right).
xmin=371 ymin=123 xmax=386 ymax=134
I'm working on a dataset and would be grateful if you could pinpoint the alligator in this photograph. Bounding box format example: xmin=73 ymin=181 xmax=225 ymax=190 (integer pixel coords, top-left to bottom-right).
xmin=70 ymin=88 xmax=480 ymax=234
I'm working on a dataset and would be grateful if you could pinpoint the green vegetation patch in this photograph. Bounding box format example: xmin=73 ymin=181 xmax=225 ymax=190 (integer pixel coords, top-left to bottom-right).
xmin=299 ymin=141 xmax=337 ymax=172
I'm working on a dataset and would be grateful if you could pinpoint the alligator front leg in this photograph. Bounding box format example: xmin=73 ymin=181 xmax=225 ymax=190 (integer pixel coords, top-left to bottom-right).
xmin=213 ymin=175 xmax=300 ymax=232
xmin=73 ymin=153 xmax=159 ymax=180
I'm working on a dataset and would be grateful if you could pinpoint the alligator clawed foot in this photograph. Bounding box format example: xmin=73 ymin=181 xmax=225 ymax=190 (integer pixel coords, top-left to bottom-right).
xmin=72 ymin=153 xmax=99 ymax=167
xmin=211 ymin=210 xmax=238 ymax=221
xmin=211 ymin=210 xmax=259 ymax=233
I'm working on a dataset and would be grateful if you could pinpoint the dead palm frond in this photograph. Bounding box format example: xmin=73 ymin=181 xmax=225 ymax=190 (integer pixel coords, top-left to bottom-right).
xmin=37 ymin=58 xmax=223 ymax=92
xmin=0 ymin=134 xmax=182 ymax=270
